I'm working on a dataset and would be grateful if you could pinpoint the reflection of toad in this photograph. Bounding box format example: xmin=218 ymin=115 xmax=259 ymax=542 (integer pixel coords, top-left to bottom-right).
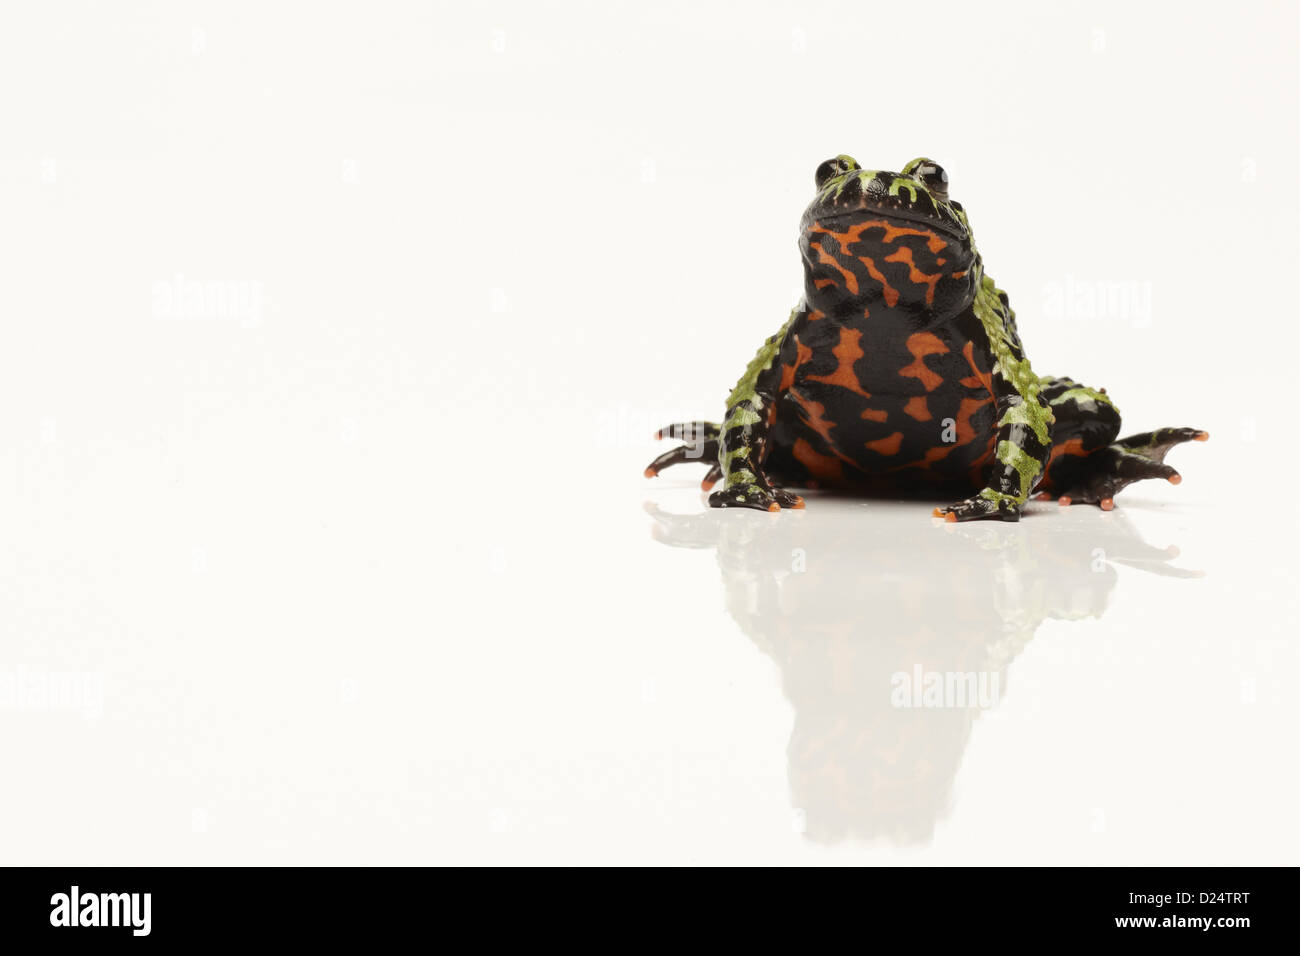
xmin=648 ymin=501 xmax=1198 ymax=846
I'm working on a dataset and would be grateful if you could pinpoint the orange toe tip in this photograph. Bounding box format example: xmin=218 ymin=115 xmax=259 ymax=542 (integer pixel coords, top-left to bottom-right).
xmin=792 ymin=499 xmax=806 ymax=509
xmin=1099 ymin=498 xmax=1115 ymax=511
xmin=767 ymin=502 xmax=781 ymax=513
xmin=1034 ymin=492 xmax=1052 ymax=501
xmin=700 ymin=480 xmax=716 ymax=491
xmin=1168 ymin=473 xmax=1182 ymax=485
xmin=652 ymin=430 xmax=665 ymax=440
xmin=643 ymin=467 xmax=657 ymax=478
xmin=1194 ymin=431 xmax=1209 ymax=441
xmin=1058 ymin=496 xmax=1072 ymax=507
xmin=944 ymin=512 xmax=957 ymax=523
xmin=931 ymin=507 xmax=944 ymax=518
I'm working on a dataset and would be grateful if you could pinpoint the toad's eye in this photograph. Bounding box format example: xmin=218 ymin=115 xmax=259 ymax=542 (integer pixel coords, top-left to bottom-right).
xmin=815 ymin=155 xmax=857 ymax=189
xmin=915 ymin=161 xmax=948 ymax=199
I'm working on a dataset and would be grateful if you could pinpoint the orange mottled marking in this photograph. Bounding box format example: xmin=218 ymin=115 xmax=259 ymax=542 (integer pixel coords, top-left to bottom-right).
xmin=809 ymin=241 xmax=858 ymax=294
xmin=787 ymin=388 xmax=841 ymax=451
xmin=857 ymin=255 xmax=899 ymax=307
xmin=884 ymin=247 xmax=941 ymax=306
xmin=890 ymin=395 xmax=993 ymax=472
xmin=903 ymin=396 xmax=931 ymax=421
xmin=813 ymin=218 xmax=949 ymax=309
xmin=951 ymin=396 xmax=991 ymax=447
xmin=810 ymin=225 xmax=879 ymax=306
xmin=960 ymin=340 xmax=994 ymax=396
xmin=865 ymin=432 xmax=903 ymax=456
xmin=899 ymin=332 xmax=948 ymax=392
xmin=860 ymin=408 xmax=888 ymax=422
xmin=779 ymin=338 xmax=813 ymax=393
xmin=1047 ymin=437 xmax=1088 ymax=465
xmin=816 ymin=219 xmax=947 ymax=253
xmin=791 ymin=438 xmax=845 ymax=484
xmin=914 ymin=446 xmax=952 ymax=467
xmin=807 ymin=327 xmax=871 ymax=398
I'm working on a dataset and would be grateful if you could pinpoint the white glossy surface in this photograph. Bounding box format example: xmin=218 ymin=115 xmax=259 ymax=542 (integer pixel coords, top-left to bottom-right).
xmin=1 ymin=1 xmax=1298 ymax=865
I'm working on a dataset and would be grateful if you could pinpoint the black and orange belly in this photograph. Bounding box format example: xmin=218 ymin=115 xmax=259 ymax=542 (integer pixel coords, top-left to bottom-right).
xmin=766 ymin=315 xmax=999 ymax=490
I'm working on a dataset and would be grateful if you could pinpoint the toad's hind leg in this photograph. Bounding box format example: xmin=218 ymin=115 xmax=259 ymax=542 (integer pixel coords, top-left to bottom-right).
xmin=1034 ymin=377 xmax=1207 ymax=510
xmin=1038 ymin=377 xmax=1122 ymax=493
xmin=1049 ymin=427 xmax=1209 ymax=510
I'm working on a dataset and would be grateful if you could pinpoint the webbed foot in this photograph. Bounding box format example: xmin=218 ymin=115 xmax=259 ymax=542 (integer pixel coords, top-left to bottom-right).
xmin=708 ymin=482 xmax=805 ymax=512
xmin=934 ymin=491 xmax=1022 ymax=523
xmin=1052 ymin=427 xmax=1207 ymax=510
xmin=644 ymin=421 xmax=720 ymax=490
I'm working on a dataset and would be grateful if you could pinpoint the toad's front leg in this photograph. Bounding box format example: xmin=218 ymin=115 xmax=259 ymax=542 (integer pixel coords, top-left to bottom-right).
xmin=935 ymin=380 xmax=1053 ymax=523
xmin=708 ymin=396 xmax=805 ymax=512
xmin=708 ymin=320 xmax=805 ymax=513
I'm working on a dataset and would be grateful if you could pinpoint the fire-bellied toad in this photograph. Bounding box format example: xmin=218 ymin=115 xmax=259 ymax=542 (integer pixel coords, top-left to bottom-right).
xmin=646 ymin=155 xmax=1207 ymax=520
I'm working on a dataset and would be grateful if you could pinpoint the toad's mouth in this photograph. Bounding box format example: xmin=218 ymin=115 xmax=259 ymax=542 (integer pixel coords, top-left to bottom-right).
xmin=802 ymin=201 xmax=968 ymax=243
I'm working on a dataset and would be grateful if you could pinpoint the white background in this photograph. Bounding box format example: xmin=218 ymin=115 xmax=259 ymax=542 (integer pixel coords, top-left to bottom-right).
xmin=1 ymin=1 xmax=1297 ymax=864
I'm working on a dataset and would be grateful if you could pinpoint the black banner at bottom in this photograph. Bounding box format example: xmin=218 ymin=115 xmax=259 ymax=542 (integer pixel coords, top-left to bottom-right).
xmin=0 ymin=866 xmax=1287 ymax=943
